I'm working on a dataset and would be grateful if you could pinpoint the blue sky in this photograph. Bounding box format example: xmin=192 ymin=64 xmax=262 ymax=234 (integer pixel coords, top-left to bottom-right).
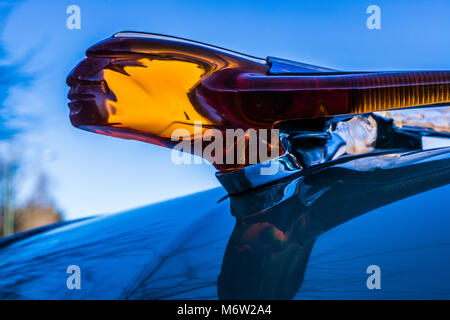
xmin=1 ymin=0 xmax=450 ymax=219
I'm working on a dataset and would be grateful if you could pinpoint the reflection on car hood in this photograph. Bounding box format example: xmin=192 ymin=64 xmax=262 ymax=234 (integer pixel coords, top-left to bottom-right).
xmin=0 ymin=148 xmax=449 ymax=299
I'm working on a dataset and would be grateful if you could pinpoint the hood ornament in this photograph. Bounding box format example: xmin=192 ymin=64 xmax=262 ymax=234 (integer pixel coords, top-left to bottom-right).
xmin=67 ymin=31 xmax=450 ymax=194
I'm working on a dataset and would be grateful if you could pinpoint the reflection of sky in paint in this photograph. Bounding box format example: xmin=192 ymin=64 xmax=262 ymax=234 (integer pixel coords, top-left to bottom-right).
xmin=1 ymin=0 xmax=450 ymax=219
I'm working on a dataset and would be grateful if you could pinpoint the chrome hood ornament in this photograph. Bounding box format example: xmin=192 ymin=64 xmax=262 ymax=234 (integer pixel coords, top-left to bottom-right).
xmin=67 ymin=32 xmax=450 ymax=193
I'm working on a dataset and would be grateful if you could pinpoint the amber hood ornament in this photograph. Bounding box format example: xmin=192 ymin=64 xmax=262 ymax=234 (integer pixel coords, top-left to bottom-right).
xmin=67 ymin=32 xmax=450 ymax=193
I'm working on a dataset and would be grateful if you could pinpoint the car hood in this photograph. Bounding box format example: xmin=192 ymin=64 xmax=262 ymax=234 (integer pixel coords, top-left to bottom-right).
xmin=0 ymin=148 xmax=450 ymax=299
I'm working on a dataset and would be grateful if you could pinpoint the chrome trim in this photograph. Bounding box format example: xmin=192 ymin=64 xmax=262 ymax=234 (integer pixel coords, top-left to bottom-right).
xmin=267 ymin=56 xmax=337 ymax=74
xmin=216 ymin=111 xmax=450 ymax=195
xmin=216 ymin=133 xmax=303 ymax=195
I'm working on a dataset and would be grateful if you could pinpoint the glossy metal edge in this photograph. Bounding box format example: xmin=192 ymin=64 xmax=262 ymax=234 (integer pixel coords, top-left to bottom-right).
xmin=113 ymin=31 xmax=267 ymax=64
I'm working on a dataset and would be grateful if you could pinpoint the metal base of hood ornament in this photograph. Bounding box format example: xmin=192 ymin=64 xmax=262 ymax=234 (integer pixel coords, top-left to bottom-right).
xmin=217 ymin=108 xmax=449 ymax=195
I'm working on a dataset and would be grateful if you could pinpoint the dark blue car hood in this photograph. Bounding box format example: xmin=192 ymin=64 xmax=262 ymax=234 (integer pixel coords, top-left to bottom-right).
xmin=0 ymin=148 xmax=450 ymax=299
